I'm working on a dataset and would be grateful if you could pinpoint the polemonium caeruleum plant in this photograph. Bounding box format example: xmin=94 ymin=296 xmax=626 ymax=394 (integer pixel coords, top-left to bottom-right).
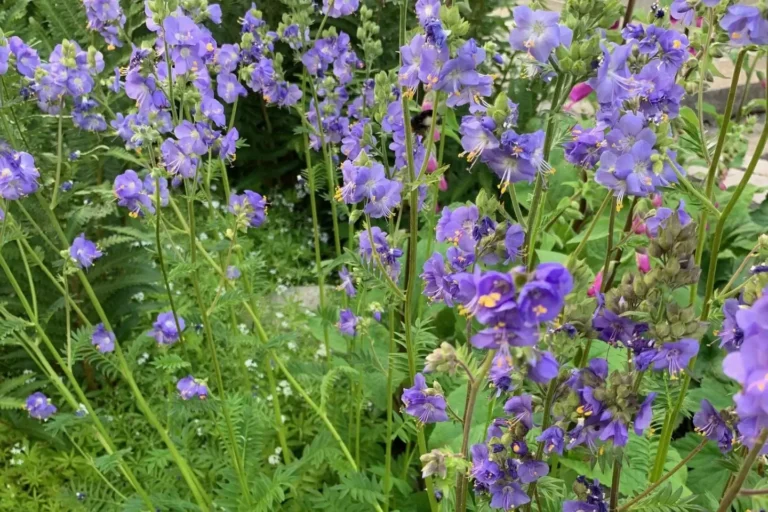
xmin=2 ymin=0 xmax=768 ymax=510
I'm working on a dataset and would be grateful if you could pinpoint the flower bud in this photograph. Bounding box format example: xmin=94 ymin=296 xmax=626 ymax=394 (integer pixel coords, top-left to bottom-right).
xmin=424 ymin=342 xmax=458 ymax=375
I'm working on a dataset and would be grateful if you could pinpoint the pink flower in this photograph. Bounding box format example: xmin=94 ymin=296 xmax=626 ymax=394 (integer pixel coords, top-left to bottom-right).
xmin=427 ymin=157 xmax=437 ymax=173
xmin=651 ymin=194 xmax=663 ymax=208
xmin=587 ymin=271 xmax=603 ymax=297
xmin=438 ymin=175 xmax=448 ymax=191
xmin=635 ymin=251 xmax=651 ymax=273
xmin=632 ymin=215 xmax=646 ymax=235
xmin=564 ymin=83 xmax=593 ymax=110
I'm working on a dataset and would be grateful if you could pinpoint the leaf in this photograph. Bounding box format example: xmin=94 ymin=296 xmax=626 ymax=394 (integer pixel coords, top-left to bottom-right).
xmin=429 ymin=381 xmax=502 ymax=451
xmin=320 ymin=365 xmax=360 ymax=412
xmin=330 ymin=472 xmax=385 ymax=507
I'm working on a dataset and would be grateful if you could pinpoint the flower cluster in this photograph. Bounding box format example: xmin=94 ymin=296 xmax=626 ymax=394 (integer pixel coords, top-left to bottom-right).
xmin=177 ymin=375 xmax=209 ymax=400
xmin=359 ymin=227 xmax=403 ymax=281
xmin=336 ymin=160 xmax=402 ymax=218
xmin=557 ymin=358 xmax=656 ymax=449
xmin=723 ymin=288 xmax=768 ymax=452
xmin=149 ymin=311 xmax=186 ymax=345
xmin=113 ymin=170 xmax=168 ymax=217
xmin=401 ymin=373 xmax=448 ymax=424
xmin=70 ymin=233 xmax=103 ymax=269
xmin=82 ymin=0 xmax=126 ymax=48
xmin=26 ymin=392 xmax=57 ymax=420
xmin=91 ymin=323 xmax=116 ymax=353
xmin=0 ymin=140 xmax=40 ymax=215
xmin=564 ymin=476 xmax=608 ymax=512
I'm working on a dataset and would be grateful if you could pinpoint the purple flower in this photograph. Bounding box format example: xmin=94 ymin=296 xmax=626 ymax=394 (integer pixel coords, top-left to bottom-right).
xmin=0 ymin=147 xmax=40 ymax=200
xmin=421 ymin=252 xmax=457 ymax=306
xmin=142 ymin=175 xmax=169 ymax=208
xmin=177 ymin=376 xmax=208 ymax=400
xmin=149 ymin=311 xmax=185 ymax=345
xmin=226 ymin=266 xmax=241 ymax=280
xmin=425 ymin=18 xmax=447 ymax=48
xmin=364 ymin=179 xmax=403 ymax=218
xmin=588 ymin=44 xmax=632 ymax=105
xmin=528 ymin=350 xmax=559 ymax=383
xmin=471 ymin=309 xmax=539 ymax=348
xmin=719 ymin=299 xmax=745 ymax=352
xmin=646 ymin=200 xmax=692 ymax=237
xmin=359 ymin=227 xmax=402 ymax=280
xmin=720 ymin=5 xmax=768 ymax=46
xmin=26 ymin=392 xmax=56 ymax=420
xmin=599 ymin=418 xmax=629 ymax=446
xmin=229 ymin=190 xmax=267 ymax=228
xmin=91 ymin=323 xmax=115 ymax=353
xmin=337 ymin=266 xmax=356 ymax=297
xmin=337 ymin=309 xmax=359 ymax=336
xmin=634 ymin=392 xmax=656 ymax=435
xmin=651 ymin=339 xmax=699 ymax=378
xmin=9 ymin=37 xmax=40 ymax=78
xmin=508 ymin=6 xmax=562 ymax=62
xmin=114 ymin=169 xmax=153 ymax=216
xmin=83 ymin=0 xmax=126 ymax=47
xmin=504 ymin=224 xmax=524 ymax=263
xmin=160 ymin=139 xmax=198 ymax=178
xmin=518 ymin=280 xmax=563 ymax=323
xmin=458 ymin=270 xmax=517 ymax=323
xmin=322 ymin=0 xmax=359 ymax=17
xmin=470 ymin=444 xmax=502 ymax=485
xmin=537 ymin=426 xmax=565 ymax=455
xmin=69 ymin=233 xmax=103 ymax=269
xmin=693 ymin=399 xmax=733 ymax=452
xmin=518 ymin=459 xmax=549 ymax=483
xmin=201 ymin=95 xmax=226 ymax=127
xmin=402 ymin=373 xmax=448 ymax=423
xmin=504 ymin=395 xmax=533 ymax=430
xmin=416 ymin=0 xmax=441 ymax=26
xmin=489 ymin=347 xmax=515 ymax=395
xmin=490 ymin=481 xmax=530 ymax=509
xmin=436 ymin=205 xmax=479 ymax=253
xmin=564 ymin=124 xmax=607 ymax=169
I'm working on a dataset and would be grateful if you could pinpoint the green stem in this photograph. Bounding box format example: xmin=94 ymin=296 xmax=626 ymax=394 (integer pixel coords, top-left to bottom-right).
xmin=566 ymin=191 xmax=612 ymax=267
xmin=716 ymin=243 xmax=759 ymax=300
xmin=690 ymin=48 xmax=747 ymax=305
xmin=618 ymin=439 xmax=707 ymax=511
xmin=154 ymin=177 xmax=186 ymax=348
xmin=610 ymin=454 xmax=623 ymax=511
xmin=27 ymin=194 xmax=211 ymax=509
xmin=525 ymin=72 xmax=565 ymax=270
xmin=50 ymin=105 xmax=64 ymax=208
xmin=600 ymin=198 xmax=618 ymax=293
xmin=308 ymin=79 xmax=343 ymax=261
xmin=508 ymin=184 xmax=527 ymax=229
xmin=0 ymin=259 xmax=155 ymax=510
xmin=63 ymin=431 xmax=129 ymax=501
xmin=163 ymin=39 xmax=178 ymax=125
xmin=300 ymin=76 xmax=331 ymax=361
xmin=228 ymin=96 xmax=239 ymax=131
xmin=185 ymin=175 xmax=251 ymax=505
xmin=383 ymin=308 xmax=396 ymax=512
xmin=669 ymin=163 xmax=720 ymax=218
xmin=456 ymin=352 xmax=495 ymax=512
xmin=698 ymin=9 xmax=716 ymax=167
xmin=716 ymin=429 xmax=768 ymax=512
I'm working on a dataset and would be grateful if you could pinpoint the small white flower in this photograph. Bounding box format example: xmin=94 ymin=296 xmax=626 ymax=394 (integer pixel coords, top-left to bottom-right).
xmin=211 ymin=184 xmax=218 ymax=191
xmin=268 ymin=453 xmax=281 ymax=465
xmin=133 ymin=292 xmax=145 ymax=303
xmin=281 ymin=414 xmax=287 ymax=424
xmin=245 ymin=359 xmax=257 ymax=369
xmin=320 ymin=232 xmax=329 ymax=244
xmin=238 ymin=323 xmax=249 ymax=335
xmin=269 ymin=268 xmax=277 ymax=275
xmin=276 ymin=285 xmax=288 ymax=295
xmin=212 ymin=200 xmax=220 ymax=209
xmin=198 ymin=233 xmax=209 ymax=241
xmin=287 ymin=341 xmax=298 ymax=352
xmin=266 ymin=394 xmax=273 ymax=402
xmin=275 ymin=312 xmax=285 ymax=319
xmin=196 ymin=427 xmax=204 ymax=437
